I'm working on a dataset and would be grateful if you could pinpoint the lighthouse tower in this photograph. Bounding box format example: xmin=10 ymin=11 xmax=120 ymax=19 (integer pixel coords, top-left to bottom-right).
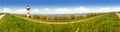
xmin=26 ymin=5 xmax=31 ymax=18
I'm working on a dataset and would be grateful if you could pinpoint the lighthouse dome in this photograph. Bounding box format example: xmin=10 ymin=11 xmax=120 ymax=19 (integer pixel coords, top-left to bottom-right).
xmin=27 ymin=6 xmax=30 ymax=8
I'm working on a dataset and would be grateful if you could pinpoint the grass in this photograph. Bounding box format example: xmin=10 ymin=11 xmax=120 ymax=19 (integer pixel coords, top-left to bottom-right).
xmin=72 ymin=13 xmax=120 ymax=32
xmin=0 ymin=13 xmax=119 ymax=32
xmin=0 ymin=14 xmax=36 ymax=32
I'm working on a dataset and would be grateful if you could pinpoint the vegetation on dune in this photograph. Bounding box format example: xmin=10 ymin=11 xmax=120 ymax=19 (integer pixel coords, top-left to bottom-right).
xmin=118 ymin=12 xmax=120 ymax=13
xmin=0 ymin=13 xmax=4 ymax=15
xmin=33 ymin=13 xmax=104 ymax=22
xmin=0 ymin=13 xmax=119 ymax=32
xmin=15 ymin=13 xmax=104 ymax=22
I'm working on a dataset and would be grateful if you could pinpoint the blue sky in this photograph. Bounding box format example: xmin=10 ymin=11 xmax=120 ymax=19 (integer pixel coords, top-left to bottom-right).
xmin=0 ymin=0 xmax=120 ymax=8
xmin=0 ymin=0 xmax=120 ymax=14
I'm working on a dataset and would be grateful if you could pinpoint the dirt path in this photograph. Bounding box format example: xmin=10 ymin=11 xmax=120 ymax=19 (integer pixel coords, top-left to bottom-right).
xmin=0 ymin=14 xmax=6 ymax=24
xmin=0 ymin=14 xmax=6 ymax=19
xmin=116 ymin=13 xmax=120 ymax=18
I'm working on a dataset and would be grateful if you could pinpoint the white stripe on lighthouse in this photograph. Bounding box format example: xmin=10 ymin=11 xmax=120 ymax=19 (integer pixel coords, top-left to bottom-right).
xmin=26 ymin=5 xmax=31 ymax=18
xmin=27 ymin=10 xmax=30 ymax=16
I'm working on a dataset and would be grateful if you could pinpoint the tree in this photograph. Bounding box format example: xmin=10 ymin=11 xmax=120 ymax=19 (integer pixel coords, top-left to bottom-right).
xmin=39 ymin=15 xmax=47 ymax=20
xmin=70 ymin=13 xmax=77 ymax=19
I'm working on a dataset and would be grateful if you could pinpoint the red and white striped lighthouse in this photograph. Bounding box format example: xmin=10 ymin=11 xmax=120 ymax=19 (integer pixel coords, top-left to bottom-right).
xmin=26 ymin=5 xmax=31 ymax=18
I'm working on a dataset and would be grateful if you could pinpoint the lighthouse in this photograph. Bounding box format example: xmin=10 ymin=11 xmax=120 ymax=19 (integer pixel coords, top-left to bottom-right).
xmin=26 ymin=5 xmax=31 ymax=18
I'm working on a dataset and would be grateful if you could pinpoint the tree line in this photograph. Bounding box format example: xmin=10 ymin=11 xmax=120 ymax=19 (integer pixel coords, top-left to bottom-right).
xmin=32 ymin=13 xmax=104 ymax=20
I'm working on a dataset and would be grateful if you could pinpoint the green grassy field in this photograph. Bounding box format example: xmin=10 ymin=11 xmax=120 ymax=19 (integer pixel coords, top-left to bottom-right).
xmin=0 ymin=13 xmax=120 ymax=32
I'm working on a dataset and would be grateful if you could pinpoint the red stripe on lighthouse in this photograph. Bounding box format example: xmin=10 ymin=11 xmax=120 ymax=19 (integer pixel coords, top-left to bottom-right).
xmin=26 ymin=5 xmax=31 ymax=18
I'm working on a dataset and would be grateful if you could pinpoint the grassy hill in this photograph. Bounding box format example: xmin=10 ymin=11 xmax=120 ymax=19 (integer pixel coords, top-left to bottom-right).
xmin=0 ymin=13 xmax=120 ymax=32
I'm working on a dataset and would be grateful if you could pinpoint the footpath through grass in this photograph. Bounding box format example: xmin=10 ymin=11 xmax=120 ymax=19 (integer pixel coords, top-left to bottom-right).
xmin=0 ymin=13 xmax=120 ymax=32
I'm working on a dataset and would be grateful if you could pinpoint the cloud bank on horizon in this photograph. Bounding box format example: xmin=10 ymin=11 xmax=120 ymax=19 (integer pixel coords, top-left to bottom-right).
xmin=0 ymin=6 xmax=120 ymax=14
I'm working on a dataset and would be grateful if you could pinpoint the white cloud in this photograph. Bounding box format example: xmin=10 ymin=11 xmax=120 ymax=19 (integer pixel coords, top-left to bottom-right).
xmin=95 ymin=7 xmax=112 ymax=13
xmin=51 ymin=8 xmax=71 ymax=14
xmin=0 ymin=6 xmax=120 ymax=14
xmin=2 ymin=7 xmax=11 ymax=13
xmin=16 ymin=9 xmax=26 ymax=12
xmin=44 ymin=8 xmax=50 ymax=11
xmin=73 ymin=7 xmax=90 ymax=11
xmin=32 ymin=9 xmax=39 ymax=12
xmin=99 ymin=7 xmax=110 ymax=11
xmin=15 ymin=9 xmax=26 ymax=14
xmin=31 ymin=9 xmax=40 ymax=14
xmin=113 ymin=7 xmax=120 ymax=12
xmin=54 ymin=8 xmax=70 ymax=12
xmin=73 ymin=7 xmax=91 ymax=13
xmin=38 ymin=8 xmax=70 ymax=14
xmin=98 ymin=7 xmax=120 ymax=12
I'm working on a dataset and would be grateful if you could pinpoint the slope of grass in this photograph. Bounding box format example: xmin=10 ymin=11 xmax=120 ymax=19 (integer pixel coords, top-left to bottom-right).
xmin=0 ymin=14 xmax=39 ymax=32
xmin=0 ymin=13 xmax=119 ymax=32
xmin=71 ymin=13 xmax=120 ymax=32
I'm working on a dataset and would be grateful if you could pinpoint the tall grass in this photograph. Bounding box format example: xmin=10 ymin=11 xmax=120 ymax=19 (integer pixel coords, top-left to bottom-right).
xmin=0 ymin=13 xmax=119 ymax=32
